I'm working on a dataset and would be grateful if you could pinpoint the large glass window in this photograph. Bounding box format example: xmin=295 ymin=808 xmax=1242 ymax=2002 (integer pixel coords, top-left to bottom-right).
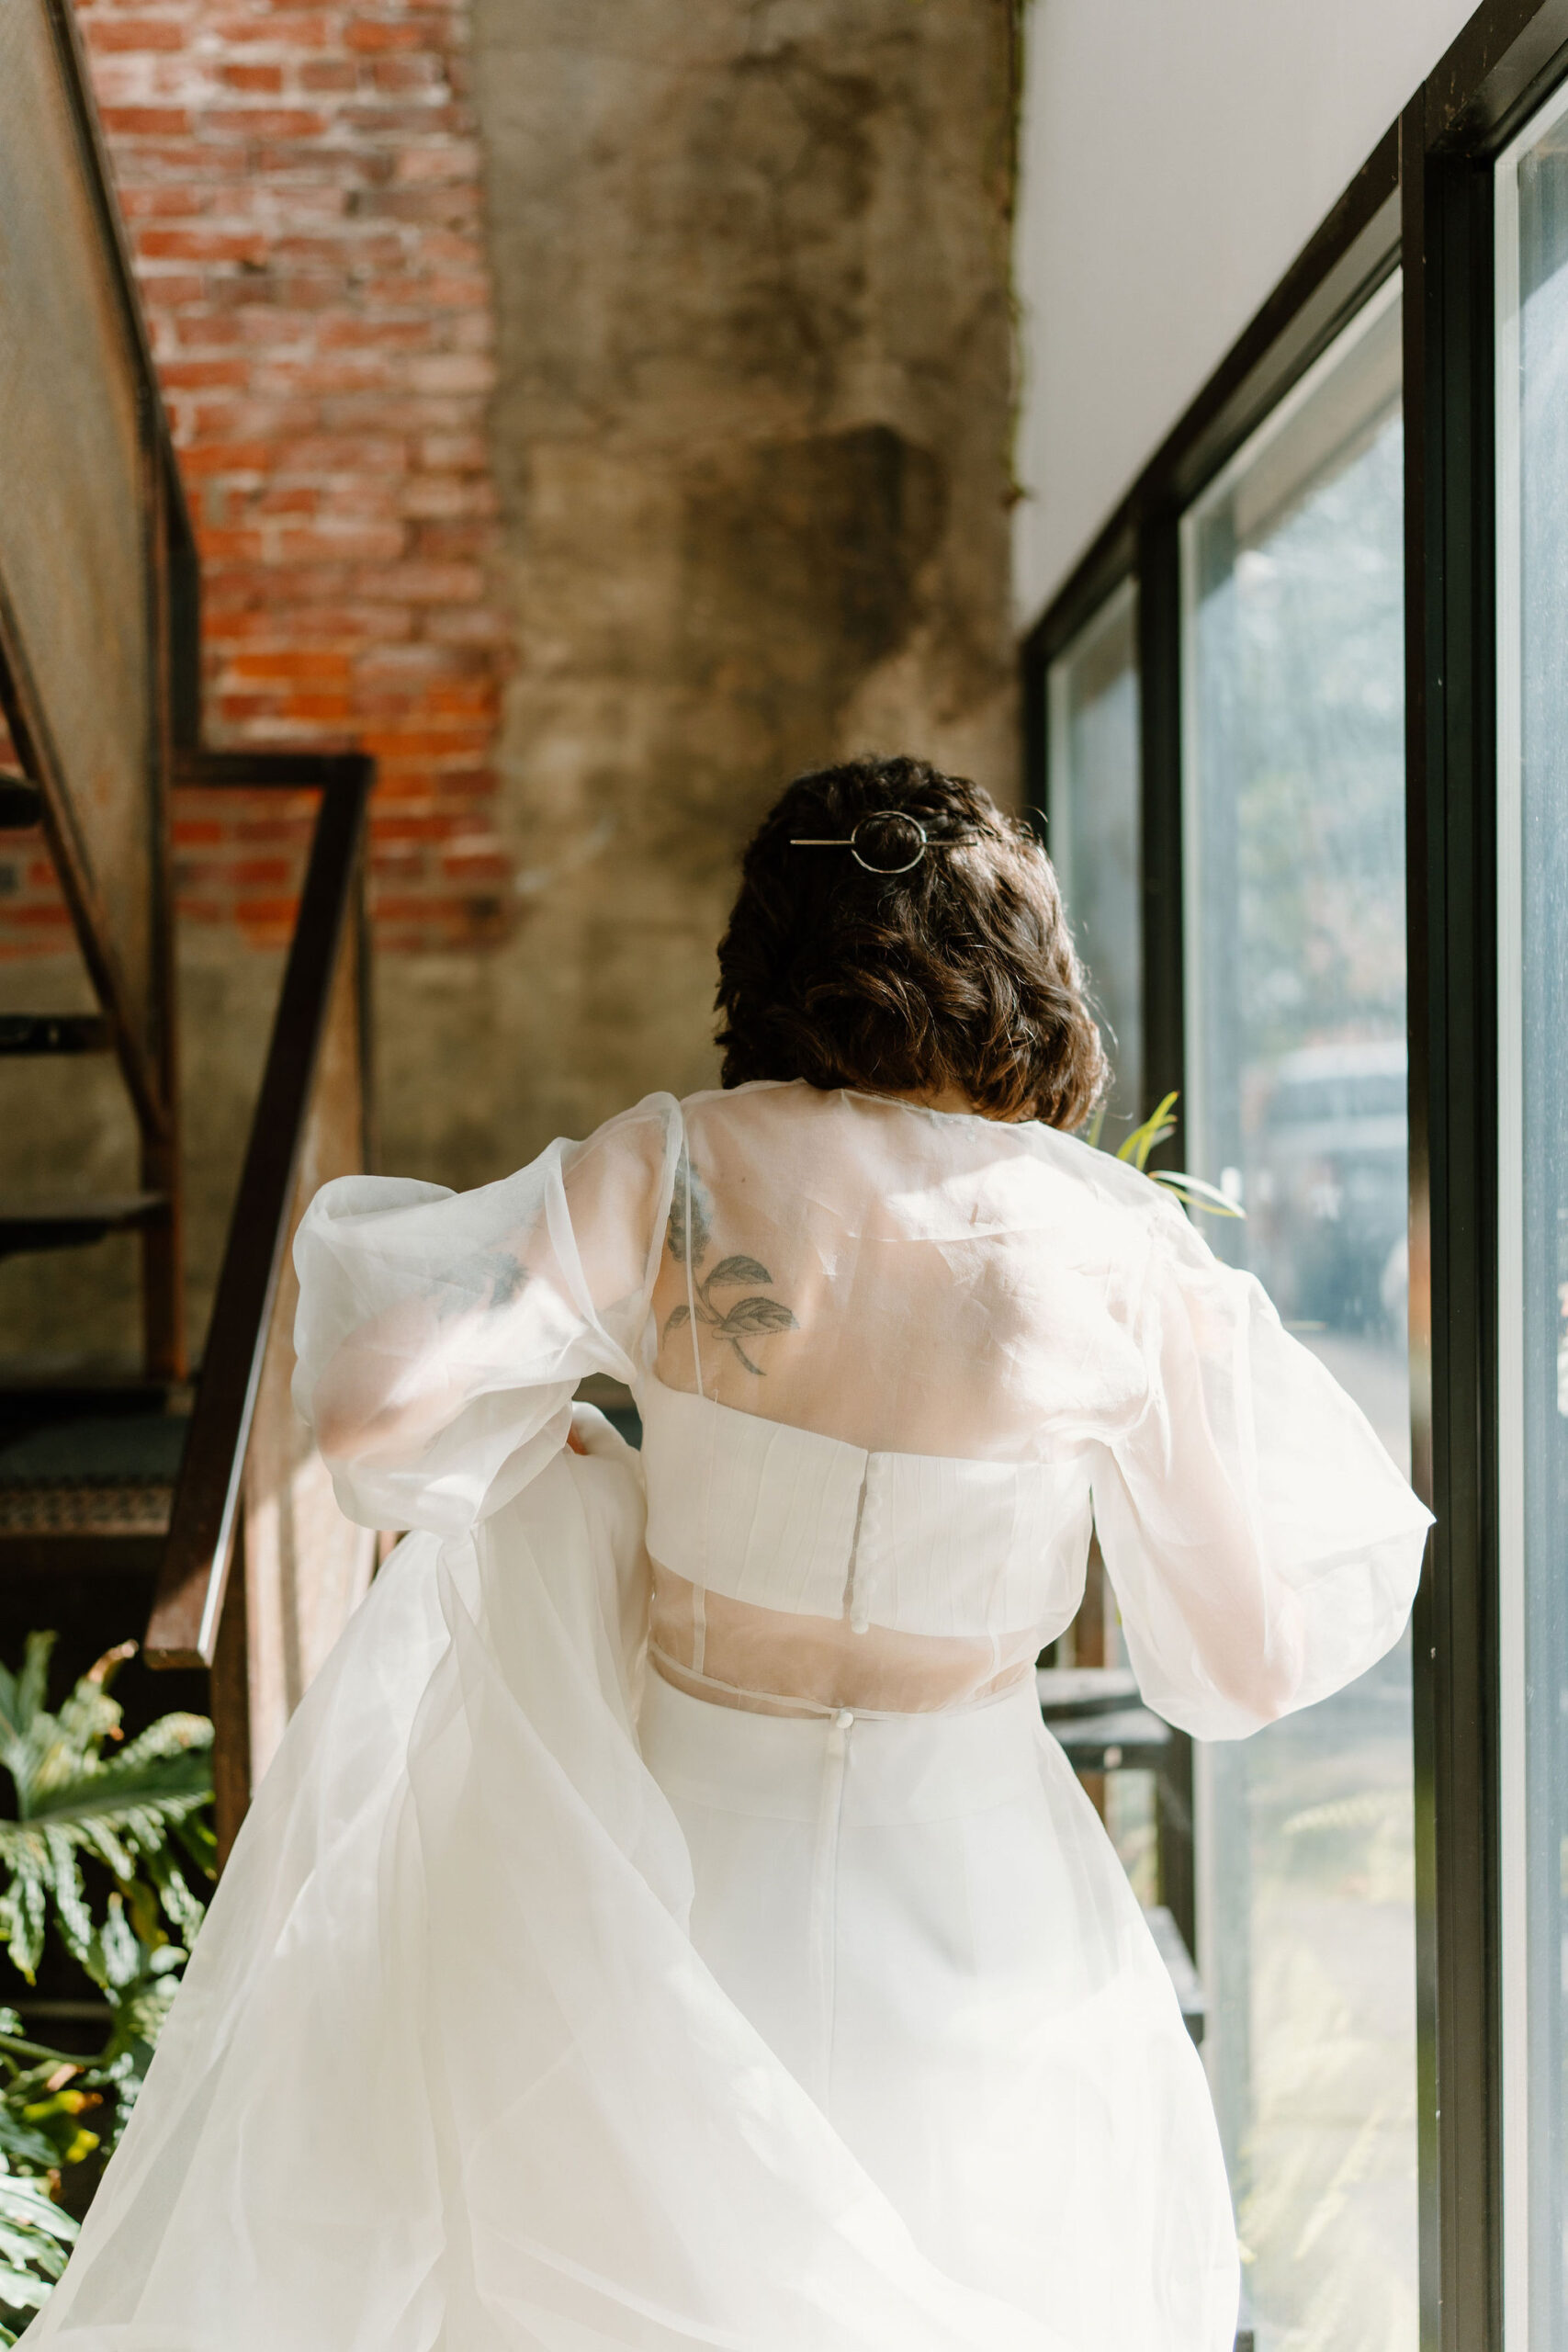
xmin=1180 ymin=276 xmax=1416 ymax=2352
xmin=1046 ymin=582 xmax=1142 ymax=1133
xmin=1496 ymin=83 xmax=1568 ymax=2352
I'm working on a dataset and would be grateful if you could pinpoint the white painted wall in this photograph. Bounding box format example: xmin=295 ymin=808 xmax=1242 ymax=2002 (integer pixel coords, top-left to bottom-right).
xmin=1013 ymin=0 xmax=1480 ymax=628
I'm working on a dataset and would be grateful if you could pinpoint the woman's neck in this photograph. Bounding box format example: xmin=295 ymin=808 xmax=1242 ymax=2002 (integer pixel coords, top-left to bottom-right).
xmin=869 ymin=1083 xmax=982 ymax=1117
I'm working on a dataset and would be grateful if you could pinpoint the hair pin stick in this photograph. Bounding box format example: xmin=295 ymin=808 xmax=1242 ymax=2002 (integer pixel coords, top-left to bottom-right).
xmin=788 ymin=811 xmax=978 ymax=875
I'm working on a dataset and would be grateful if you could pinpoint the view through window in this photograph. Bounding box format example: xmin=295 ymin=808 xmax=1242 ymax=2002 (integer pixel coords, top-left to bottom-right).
xmin=1045 ymin=581 xmax=1143 ymax=1135
xmin=1180 ymin=276 xmax=1416 ymax=2352
xmin=1497 ymin=80 xmax=1568 ymax=2352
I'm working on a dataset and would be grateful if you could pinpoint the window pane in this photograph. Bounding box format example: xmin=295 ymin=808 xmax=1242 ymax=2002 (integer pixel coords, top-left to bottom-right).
xmin=1180 ymin=277 xmax=1415 ymax=2352
xmin=1497 ymin=84 xmax=1568 ymax=2352
xmin=1046 ymin=582 xmax=1142 ymax=1130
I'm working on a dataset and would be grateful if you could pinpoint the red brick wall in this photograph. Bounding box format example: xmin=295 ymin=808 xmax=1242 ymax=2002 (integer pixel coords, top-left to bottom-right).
xmin=0 ymin=0 xmax=513 ymax=959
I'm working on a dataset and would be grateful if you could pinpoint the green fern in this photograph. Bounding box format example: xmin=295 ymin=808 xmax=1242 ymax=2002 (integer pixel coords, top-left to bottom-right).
xmin=0 ymin=1635 xmax=215 ymax=2338
xmin=0 ymin=1635 xmax=213 ymax=1991
xmin=0 ymin=2161 xmax=75 ymax=2344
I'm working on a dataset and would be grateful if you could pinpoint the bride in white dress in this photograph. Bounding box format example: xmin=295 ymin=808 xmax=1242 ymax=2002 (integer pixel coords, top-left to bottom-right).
xmin=28 ymin=757 xmax=1431 ymax=2352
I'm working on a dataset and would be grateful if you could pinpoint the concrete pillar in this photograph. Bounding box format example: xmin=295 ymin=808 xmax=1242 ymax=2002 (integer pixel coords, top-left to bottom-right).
xmin=378 ymin=0 xmax=1020 ymax=1182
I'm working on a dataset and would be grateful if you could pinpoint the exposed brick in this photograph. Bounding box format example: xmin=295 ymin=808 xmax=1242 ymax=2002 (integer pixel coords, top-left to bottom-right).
xmin=138 ymin=227 xmax=272 ymax=263
xmin=217 ymin=62 xmax=285 ymax=91
xmin=91 ymin=19 xmax=188 ymax=51
xmin=99 ymin=103 xmax=192 ymax=133
xmin=343 ymin=16 xmax=429 ymax=50
xmin=0 ymin=0 xmax=515 ymax=969
xmin=298 ymin=58 xmax=359 ymax=91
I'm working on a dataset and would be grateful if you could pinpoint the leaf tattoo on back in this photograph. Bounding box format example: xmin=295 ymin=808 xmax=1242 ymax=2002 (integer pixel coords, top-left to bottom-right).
xmin=665 ymin=1156 xmax=711 ymax=1268
xmin=664 ymin=1158 xmax=797 ymax=1376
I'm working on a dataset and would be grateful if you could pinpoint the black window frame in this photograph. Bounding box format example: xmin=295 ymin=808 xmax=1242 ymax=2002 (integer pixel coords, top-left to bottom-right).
xmin=1021 ymin=5 xmax=1568 ymax=2344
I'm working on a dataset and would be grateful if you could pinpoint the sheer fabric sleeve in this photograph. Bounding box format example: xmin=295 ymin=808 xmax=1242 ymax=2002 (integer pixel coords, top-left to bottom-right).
xmin=291 ymin=1093 xmax=681 ymax=1540
xmin=1090 ymin=1191 xmax=1433 ymax=1742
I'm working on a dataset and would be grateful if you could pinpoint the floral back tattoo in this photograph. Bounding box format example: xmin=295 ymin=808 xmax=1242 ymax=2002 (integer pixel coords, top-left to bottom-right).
xmin=665 ymin=1154 xmax=797 ymax=1377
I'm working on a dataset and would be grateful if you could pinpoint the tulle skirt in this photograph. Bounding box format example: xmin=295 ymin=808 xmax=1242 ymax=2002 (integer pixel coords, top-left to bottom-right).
xmin=640 ymin=1669 xmax=1238 ymax=2347
xmin=28 ymin=1425 xmax=1237 ymax=2352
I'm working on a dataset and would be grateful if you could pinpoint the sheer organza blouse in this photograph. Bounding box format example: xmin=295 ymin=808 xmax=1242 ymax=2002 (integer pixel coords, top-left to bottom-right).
xmin=294 ymin=1081 xmax=1431 ymax=1730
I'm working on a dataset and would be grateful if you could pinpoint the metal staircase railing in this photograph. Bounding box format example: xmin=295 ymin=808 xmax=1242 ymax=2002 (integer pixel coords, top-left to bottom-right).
xmin=0 ymin=0 xmax=376 ymax=1856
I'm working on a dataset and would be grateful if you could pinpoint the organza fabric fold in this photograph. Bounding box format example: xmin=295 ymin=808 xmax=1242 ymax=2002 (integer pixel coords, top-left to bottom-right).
xmin=30 ymin=1419 xmax=1082 ymax=2352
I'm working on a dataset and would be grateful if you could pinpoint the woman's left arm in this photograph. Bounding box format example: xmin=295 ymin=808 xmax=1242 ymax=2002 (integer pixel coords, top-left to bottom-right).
xmin=1090 ymin=1190 xmax=1433 ymax=1741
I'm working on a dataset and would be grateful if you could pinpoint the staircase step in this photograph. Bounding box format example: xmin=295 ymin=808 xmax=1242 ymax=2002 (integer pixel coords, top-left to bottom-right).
xmin=0 ymin=1194 xmax=170 ymax=1258
xmin=0 ymin=1398 xmax=188 ymax=1555
xmin=0 ymin=1407 xmax=188 ymax=1483
xmin=1034 ymin=1665 xmax=1141 ymax=1718
xmin=0 ymin=1015 xmax=112 ymax=1056
xmin=1046 ymin=1705 xmax=1172 ymax=1772
xmin=0 ymin=774 xmax=41 ymax=831
xmin=0 ymin=1482 xmax=173 ymax=1537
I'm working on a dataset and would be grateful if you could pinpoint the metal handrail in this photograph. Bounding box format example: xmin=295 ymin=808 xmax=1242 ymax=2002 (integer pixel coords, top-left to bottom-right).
xmin=145 ymin=751 xmax=372 ymax=1669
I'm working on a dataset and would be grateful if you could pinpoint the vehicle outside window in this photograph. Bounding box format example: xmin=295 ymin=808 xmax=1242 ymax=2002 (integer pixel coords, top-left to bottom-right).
xmin=1045 ymin=581 xmax=1142 ymax=1134
xmin=1248 ymin=1039 xmax=1409 ymax=1337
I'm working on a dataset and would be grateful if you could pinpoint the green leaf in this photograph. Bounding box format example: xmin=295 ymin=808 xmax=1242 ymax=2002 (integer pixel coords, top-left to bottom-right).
xmin=661 ymin=1304 xmax=691 ymax=1338
xmin=0 ymin=1862 xmax=46 ymax=1984
xmin=1150 ymin=1170 xmax=1246 ymax=1217
xmin=0 ymin=2247 xmax=72 ymax=2295
xmin=19 ymin=1747 xmax=212 ymax=1834
xmin=115 ymin=1714 xmax=212 ymax=1771
xmin=0 ymin=1664 xmax=22 ymax=1763
xmin=0 ymin=1630 xmax=215 ymax=2309
xmin=14 ymin=1639 xmax=53 ymax=1744
xmin=1115 ymin=1091 xmax=1180 ymax=1172
xmin=40 ymin=1833 xmax=95 ymax=1976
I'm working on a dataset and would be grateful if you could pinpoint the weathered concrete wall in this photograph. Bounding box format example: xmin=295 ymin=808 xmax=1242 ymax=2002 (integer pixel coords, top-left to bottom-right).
xmin=377 ymin=0 xmax=1019 ymax=1184
xmin=1 ymin=0 xmax=1018 ymax=1385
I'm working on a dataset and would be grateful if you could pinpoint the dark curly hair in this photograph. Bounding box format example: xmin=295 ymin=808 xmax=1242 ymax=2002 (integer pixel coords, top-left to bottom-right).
xmin=716 ymin=755 xmax=1108 ymax=1128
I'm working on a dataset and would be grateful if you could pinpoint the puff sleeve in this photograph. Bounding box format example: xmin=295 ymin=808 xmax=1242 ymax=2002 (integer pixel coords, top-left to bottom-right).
xmin=291 ymin=1093 xmax=682 ymax=1539
xmin=1089 ymin=1192 xmax=1433 ymax=1741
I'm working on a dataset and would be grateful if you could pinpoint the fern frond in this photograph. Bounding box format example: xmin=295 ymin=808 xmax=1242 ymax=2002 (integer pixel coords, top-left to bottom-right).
xmin=24 ymin=1746 xmax=213 ymax=1833
xmin=113 ymin=1713 xmax=212 ymax=1772
xmin=0 ymin=2162 xmax=76 ymax=2343
xmin=0 ymin=1863 xmax=46 ymax=1986
xmin=0 ymin=1629 xmax=216 ymax=2323
xmin=13 ymin=1638 xmax=53 ymax=1743
xmin=39 ymin=1832 xmax=96 ymax=1978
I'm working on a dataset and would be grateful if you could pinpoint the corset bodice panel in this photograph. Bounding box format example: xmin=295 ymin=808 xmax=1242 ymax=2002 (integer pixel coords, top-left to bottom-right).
xmin=637 ymin=1378 xmax=1093 ymax=1713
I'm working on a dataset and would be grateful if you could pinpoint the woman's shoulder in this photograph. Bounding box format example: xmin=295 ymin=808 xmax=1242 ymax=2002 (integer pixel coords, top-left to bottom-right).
xmin=678 ymin=1080 xmax=1176 ymax=1238
xmin=1023 ymin=1120 xmax=1180 ymax=1219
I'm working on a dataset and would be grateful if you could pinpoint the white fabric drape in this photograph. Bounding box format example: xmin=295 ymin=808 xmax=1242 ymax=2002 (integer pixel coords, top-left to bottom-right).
xmin=31 ymin=1419 xmax=1080 ymax=2352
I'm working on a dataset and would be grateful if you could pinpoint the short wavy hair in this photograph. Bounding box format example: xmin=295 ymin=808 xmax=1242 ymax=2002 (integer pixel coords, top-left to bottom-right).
xmin=716 ymin=755 xmax=1108 ymax=1129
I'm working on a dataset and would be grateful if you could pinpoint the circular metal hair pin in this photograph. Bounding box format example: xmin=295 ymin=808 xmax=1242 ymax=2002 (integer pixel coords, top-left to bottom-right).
xmin=849 ymin=810 xmax=927 ymax=873
xmin=789 ymin=809 xmax=930 ymax=875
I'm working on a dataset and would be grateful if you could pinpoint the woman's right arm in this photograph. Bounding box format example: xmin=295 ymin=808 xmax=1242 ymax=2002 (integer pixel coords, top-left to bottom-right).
xmin=292 ymin=1096 xmax=682 ymax=1535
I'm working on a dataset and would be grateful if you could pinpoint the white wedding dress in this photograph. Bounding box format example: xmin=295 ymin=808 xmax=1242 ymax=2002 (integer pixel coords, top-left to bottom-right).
xmin=27 ymin=1081 xmax=1432 ymax=2352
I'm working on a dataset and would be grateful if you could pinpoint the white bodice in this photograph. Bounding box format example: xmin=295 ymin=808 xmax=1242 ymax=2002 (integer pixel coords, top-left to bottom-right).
xmin=639 ymin=1378 xmax=1090 ymax=1644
